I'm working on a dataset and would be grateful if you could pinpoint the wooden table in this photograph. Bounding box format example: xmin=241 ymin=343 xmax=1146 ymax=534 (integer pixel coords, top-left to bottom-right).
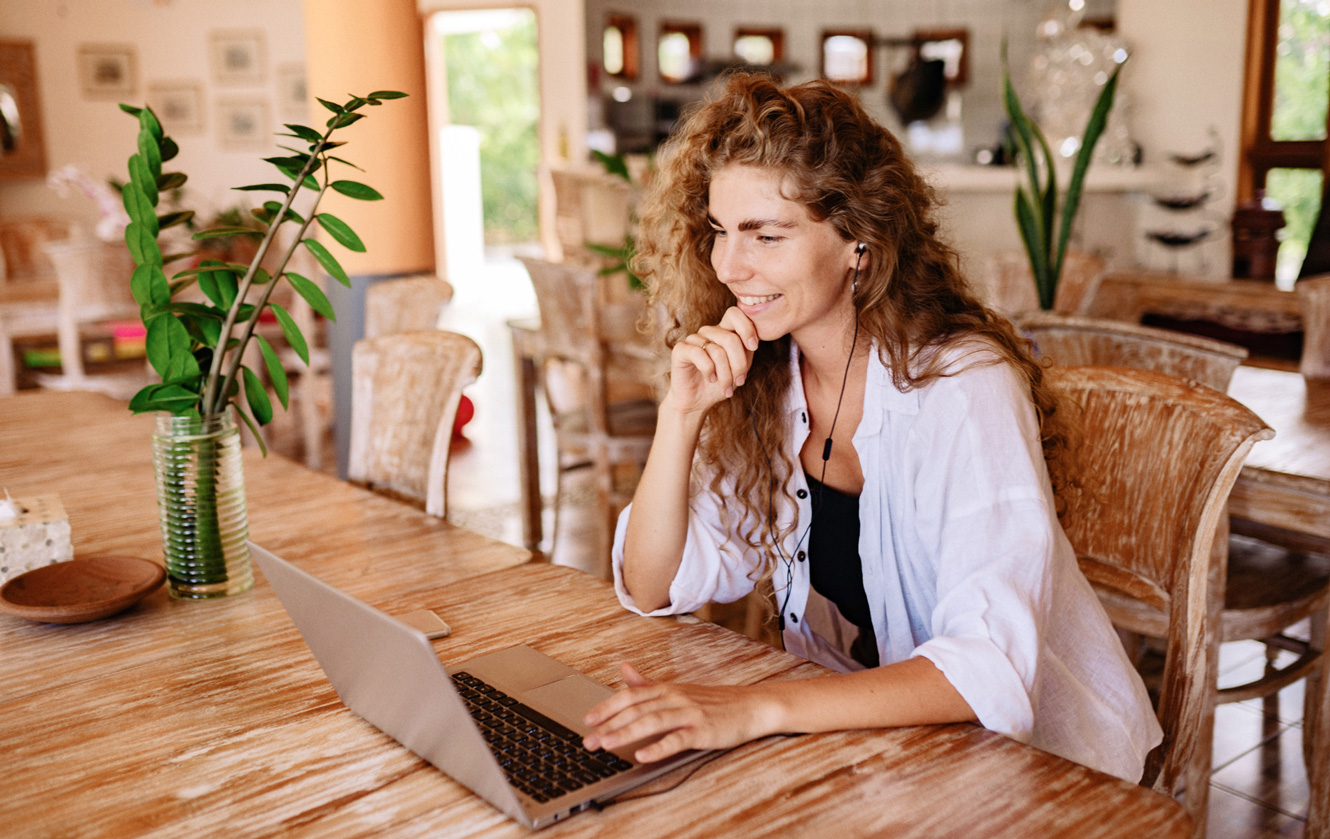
xmin=0 ymin=390 xmax=1191 ymax=838
xmin=1228 ymin=365 xmax=1330 ymax=550
xmin=1089 ymin=270 xmax=1303 ymax=334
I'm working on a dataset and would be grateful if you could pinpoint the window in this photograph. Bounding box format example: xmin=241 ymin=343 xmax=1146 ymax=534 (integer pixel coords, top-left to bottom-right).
xmin=1240 ymin=0 xmax=1330 ymax=281
xmin=658 ymin=22 xmax=702 ymax=84
xmin=734 ymin=28 xmax=784 ymax=67
xmin=821 ymin=30 xmax=873 ymax=85
xmin=914 ymin=28 xmax=969 ymax=86
xmin=603 ymin=14 xmax=639 ymax=80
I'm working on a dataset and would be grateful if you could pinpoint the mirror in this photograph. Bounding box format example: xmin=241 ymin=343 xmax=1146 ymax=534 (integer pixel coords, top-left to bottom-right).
xmin=0 ymin=40 xmax=48 ymax=180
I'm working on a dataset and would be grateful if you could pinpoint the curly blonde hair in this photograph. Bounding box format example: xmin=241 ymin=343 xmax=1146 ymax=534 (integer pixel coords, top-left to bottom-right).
xmin=633 ymin=72 xmax=1077 ymax=566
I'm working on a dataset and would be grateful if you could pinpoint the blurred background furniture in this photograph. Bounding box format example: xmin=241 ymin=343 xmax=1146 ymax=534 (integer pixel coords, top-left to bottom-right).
xmin=977 ymin=250 xmax=1106 ymax=318
xmin=1016 ymin=312 xmax=1249 ymax=391
xmin=517 ymin=256 xmax=657 ymax=575
xmin=32 ymin=237 xmax=147 ymax=400
xmin=363 ymin=273 xmax=454 ymax=339
xmin=0 ymin=217 xmax=72 ymax=395
xmin=1050 ymin=365 xmax=1275 ymax=839
xmin=348 ymin=330 xmax=481 ymax=519
xmin=1299 ymin=276 xmax=1330 ymax=380
xmin=548 ymin=167 xmax=636 ymax=269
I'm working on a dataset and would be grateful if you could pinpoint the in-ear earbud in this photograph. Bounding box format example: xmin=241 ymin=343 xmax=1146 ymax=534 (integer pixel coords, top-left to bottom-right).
xmin=855 ymin=242 xmax=867 ymax=254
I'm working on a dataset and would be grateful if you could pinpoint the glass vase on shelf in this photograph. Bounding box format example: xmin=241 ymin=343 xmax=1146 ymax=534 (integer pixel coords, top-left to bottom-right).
xmin=151 ymin=410 xmax=252 ymax=599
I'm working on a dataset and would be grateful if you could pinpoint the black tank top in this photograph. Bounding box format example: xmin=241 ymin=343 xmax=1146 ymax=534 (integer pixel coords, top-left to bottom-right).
xmin=805 ymin=471 xmax=879 ymax=668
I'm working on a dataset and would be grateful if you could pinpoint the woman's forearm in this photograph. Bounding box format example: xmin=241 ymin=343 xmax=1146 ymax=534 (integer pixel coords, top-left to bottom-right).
xmin=621 ymin=395 xmax=708 ymax=611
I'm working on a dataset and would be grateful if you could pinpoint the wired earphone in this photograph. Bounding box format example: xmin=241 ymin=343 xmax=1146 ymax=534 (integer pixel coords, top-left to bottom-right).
xmin=750 ymin=242 xmax=865 ymax=631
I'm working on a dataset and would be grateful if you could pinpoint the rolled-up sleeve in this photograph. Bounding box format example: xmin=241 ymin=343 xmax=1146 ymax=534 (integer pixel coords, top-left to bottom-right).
xmin=611 ymin=485 xmax=762 ymax=617
xmin=906 ymin=361 xmax=1056 ymax=743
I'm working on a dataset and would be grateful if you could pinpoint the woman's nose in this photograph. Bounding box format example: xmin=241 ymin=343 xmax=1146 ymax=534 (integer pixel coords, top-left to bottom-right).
xmin=712 ymin=239 xmax=747 ymax=284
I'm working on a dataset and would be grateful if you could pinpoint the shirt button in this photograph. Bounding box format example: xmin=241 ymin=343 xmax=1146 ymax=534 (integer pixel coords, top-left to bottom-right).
xmin=789 ymin=613 xmax=799 ymax=624
xmin=796 ymin=551 xmax=806 ymax=562
xmin=796 ymin=489 xmax=807 ymax=499
xmin=800 ymin=412 xmax=807 ymax=424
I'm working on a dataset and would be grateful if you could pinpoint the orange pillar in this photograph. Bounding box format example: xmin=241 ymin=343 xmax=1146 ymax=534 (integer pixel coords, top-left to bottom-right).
xmin=303 ymin=0 xmax=434 ymax=475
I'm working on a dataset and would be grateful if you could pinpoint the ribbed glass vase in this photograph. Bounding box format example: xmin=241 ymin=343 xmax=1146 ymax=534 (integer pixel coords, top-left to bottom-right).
xmin=151 ymin=411 xmax=253 ymax=599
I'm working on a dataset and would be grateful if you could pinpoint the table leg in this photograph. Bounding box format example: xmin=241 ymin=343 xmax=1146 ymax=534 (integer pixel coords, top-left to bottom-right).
xmin=512 ymin=331 xmax=543 ymax=552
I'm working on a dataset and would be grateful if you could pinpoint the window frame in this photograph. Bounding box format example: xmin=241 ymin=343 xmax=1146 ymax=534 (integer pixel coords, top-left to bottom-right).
xmin=733 ymin=27 xmax=785 ymax=66
xmin=603 ymin=13 xmax=640 ymax=81
xmin=820 ymin=29 xmax=874 ymax=86
xmin=657 ymin=21 xmax=703 ymax=84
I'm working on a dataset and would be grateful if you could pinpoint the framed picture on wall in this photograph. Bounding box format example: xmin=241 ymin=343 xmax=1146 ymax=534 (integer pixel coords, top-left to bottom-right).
xmin=276 ymin=63 xmax=307 ymax=121
xmin=147 ymin=81 xmax=204 ymax=133
xmin=0 ymin=39 xmax=48 ymax=180
xmin=216 ymin=98 xmax=269 ymax=149
xmin=78 ymin=44 xmax=137 ymax=98
xmin=210 ymin=30 xmax=266 ymax=84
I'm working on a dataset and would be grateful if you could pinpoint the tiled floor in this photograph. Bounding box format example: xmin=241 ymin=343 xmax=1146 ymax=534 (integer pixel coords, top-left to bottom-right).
xmin=271 ymin=250 xmax=1316 ymax=838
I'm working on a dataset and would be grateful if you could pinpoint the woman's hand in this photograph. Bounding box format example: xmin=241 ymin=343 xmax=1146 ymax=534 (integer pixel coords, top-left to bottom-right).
xmin=582 ymin=662 xmax=780 ymax=763
xmin=665 ymin=307 xmax=760 ymax=418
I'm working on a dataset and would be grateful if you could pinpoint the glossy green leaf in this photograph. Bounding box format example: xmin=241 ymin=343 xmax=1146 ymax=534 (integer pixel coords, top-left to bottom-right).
xmin=119 ymin=103 xmax=143 ymax=117
xmin=303 ymin=238 xmax=349 ymax=286
xmin=326 ymin=112 xmax=364 ymax=130
xmin=196 ymin=261 xmax=239 ymax=310
xmin=138 ymin=107 xmax=163 ymax=142
xmin=284 ymin=123 xmax=322 ymax=143
xmin=316 ymin=213 xmax=365 ymax=252
xmin=124 ymin=221 xmax=162 ymax=267
xmin=157 ymin=209 xmax=194 ymax=230
xmin=128 ymin=154 xmax=158 ymax=208
xmin=122 ymin=183 xmax=158 ymax=233
xmin=234 ymin=183 xmax=292 ymax=194
xmin=366 ymin=90 xmax=408 ymax=100
xmin=241 ymin=365 xmax=274 ymax=425
xmin=317 ymin=97 xmax=345 ymax=114
xmin=256 ymin=334 xmax=289 ymax=409
xmin=145 ymin=313 xmax=191 ymax=378
xmin=269 ymin=302 xmax=308 ymax=365
xmin=327 ymin=156 xmax=363 ymax=171
xmin=232 ymin=403 xmax=269 ymax=456
xmin=138 ymin=125 xmax=162 ymax=180
xmin=264 ymin=200 xmax=305 ymax=225
xmin=192 ymin=226 xmax=265 ymax=240
xmin=130 ymin=263 xmax=170 ymax=308
xmin=1055 ymin=64 xmax=1122 ymax=285
xmin=330 ymin=180 xmax=382 ymax=201
xmin=159 ymin=137 xmax=179 ymax=163
xmin=156 ymin=171 xmax=187 ymax=191
xmin=285 ymin=271 xmax=335 ymax=320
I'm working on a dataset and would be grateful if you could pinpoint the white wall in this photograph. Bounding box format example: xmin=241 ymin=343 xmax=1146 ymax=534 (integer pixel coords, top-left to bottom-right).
xmin=0 ymin=0 xmax=306 ymax=233
xmin=1117 ymin=0 xmax=1249 ymax=277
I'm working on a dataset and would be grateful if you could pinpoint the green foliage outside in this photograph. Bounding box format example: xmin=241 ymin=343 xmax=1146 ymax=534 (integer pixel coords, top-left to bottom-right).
xmin=443 ymin=15 xmax=539 ymax=245
xmin=1267 ymin=0 xmax=1329 ymax=281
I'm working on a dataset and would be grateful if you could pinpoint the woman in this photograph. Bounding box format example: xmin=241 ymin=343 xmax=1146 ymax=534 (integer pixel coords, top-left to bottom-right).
xmin=582 ymin=73 xmax=1161 ymax=782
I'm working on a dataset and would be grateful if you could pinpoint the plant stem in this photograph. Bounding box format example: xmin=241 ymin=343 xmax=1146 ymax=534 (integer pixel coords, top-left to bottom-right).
xmin=201 ymin=136 xmax=330 ymax=416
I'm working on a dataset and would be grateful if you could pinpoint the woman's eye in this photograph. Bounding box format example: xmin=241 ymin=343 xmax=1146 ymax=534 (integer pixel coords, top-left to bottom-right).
xmin=758 ymin=235 xmax=782 ymax=244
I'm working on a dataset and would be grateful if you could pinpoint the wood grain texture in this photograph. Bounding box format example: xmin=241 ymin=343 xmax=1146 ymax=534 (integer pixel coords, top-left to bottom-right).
xmin=0 ymin=390 xmax=1191 ymax=839
xmin=1088 ymin=271 xmax=1303 ymax=334
xmin=1298 ymin=276 xmax=1330 ymax=379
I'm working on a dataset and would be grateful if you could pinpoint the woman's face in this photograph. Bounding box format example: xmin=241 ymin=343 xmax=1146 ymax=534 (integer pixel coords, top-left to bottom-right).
xmin=708 ymin=164 xmax=861 ymax=348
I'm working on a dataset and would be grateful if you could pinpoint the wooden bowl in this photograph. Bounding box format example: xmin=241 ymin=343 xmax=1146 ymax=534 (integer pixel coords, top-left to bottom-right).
xmin=0 ymin=557 xmax=165 ymax=623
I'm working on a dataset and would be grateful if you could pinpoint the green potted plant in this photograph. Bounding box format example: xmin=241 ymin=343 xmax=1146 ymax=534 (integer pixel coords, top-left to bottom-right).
xmin=1002 ymin=56 xmax=1124 ymax=311
xmin=120 ymin=90 xmax=405 ymax=598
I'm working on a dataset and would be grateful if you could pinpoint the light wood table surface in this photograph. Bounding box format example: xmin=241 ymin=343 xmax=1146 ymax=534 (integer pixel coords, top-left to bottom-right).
xmin=1228 ymin=365 xmax=1330 ymax=549
xmin=0 ymin=390 xmax=1191 ymax=838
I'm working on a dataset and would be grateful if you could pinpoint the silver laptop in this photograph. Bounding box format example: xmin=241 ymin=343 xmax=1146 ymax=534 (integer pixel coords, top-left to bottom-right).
xmin=250 ymin=542 xmax=709 ymax=829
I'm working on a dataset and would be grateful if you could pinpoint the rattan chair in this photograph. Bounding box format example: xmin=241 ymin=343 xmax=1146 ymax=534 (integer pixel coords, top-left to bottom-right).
xmin=348 ymin=330 xmax=481 ymax=518
xmin=519 ymin=256 xmax=657 ymax=577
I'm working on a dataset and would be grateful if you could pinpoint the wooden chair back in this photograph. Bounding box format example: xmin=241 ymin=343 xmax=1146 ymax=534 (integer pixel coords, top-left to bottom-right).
xmin=1018 ymin=312 xmax=1249 ymax=391
xmin=0 ymin=217 xmax=73 ymax=284
xmin=39 ymin=238 xmax=142 ymax=395
xmin=1050 ymin=366 xmax=1272 ymax=833
xmin=549 ymin=168 xmax=635 ymax=267
xmin=364 ymin=274 xmax=454 ymax=340
xmin=348 ymin=330 xmax=482 ymax=518
xmin=1298 ymin=275 xmax=1330 ymax=379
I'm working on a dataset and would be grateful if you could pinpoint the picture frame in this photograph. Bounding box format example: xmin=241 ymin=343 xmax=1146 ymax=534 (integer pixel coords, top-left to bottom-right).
xmin=276 ymin=63 xmax=308 ymax=121
xmin=0 ymin=40 xmax=48 ymax=181
xmin=210 ymin=30 xmax=266 ymax=84
xmin=147 ymin=81 xmax=204 ymax=133
xmin=78 ymin=44 xmax=137 ymax=98
xmin=216 ymin=98 xmax=268 ymax=149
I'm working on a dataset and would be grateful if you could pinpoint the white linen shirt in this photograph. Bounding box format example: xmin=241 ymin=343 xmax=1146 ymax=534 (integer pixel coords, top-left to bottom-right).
xmin=611 ymin=340 xmax=1162 ymax=782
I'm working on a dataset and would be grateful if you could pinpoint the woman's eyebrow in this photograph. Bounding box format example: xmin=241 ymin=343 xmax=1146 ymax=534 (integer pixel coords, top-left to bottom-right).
xmin=706 ymin=215 xmax=798 ymax=232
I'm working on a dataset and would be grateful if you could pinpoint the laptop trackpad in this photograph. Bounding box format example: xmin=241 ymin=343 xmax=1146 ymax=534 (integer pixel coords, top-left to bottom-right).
xmin=519 ymin=674 xmax=613 ymax=737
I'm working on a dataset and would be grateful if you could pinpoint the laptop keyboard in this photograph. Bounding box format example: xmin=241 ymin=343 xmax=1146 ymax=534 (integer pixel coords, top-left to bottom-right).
xmin=452 ymin=671 xmax=635 ymax=803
